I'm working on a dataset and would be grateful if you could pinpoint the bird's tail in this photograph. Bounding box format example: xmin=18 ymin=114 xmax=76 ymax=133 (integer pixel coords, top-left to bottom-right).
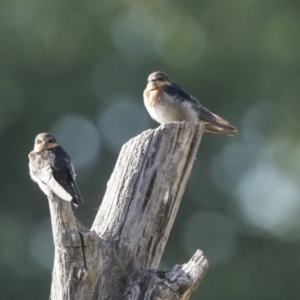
xmin=203 ymin=122 xmax=238 ymax=136
xmin=71 ymin=182 xmax=84 ymax=206
xmin=198 ymin=106 xmax=238 ymax=136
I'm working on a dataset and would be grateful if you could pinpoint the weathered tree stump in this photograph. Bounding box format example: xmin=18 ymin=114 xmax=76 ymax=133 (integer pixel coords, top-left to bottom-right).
xmin=48 ymin=122 xmax=209 ymax=300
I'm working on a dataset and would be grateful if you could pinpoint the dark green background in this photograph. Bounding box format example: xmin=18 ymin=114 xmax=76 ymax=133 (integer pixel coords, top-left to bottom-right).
xmin=1 ymin=0 xmax=300 ymax=299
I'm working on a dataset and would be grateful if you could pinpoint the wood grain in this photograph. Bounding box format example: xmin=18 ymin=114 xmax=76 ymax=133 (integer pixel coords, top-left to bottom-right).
xmin=48 ymin=122 xmax=208 ymax=300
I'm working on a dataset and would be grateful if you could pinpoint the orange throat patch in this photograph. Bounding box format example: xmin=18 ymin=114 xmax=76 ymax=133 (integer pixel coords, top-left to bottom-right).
xmin=144 ymin=81 xmax=169 ymax=107
xmin=144 ymin=88 xmax=163 ymax=107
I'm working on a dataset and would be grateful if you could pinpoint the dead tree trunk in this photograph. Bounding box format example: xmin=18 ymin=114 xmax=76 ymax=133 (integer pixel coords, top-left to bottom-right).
xmin=48 ymin=122 xmax=209 ymax=300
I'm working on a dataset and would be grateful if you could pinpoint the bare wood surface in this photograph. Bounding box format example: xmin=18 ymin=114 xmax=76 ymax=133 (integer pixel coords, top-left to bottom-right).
xmin=125 ymin=249 xmax=208 ymax=300
xmin=48 ymin=122 xmax=209 ymax=300
xmin=92 ymin=122 xmax=204 ymax=270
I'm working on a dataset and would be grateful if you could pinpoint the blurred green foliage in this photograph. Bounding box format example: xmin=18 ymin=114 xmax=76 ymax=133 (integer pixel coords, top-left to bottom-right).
xmin=1 ymin=0 xmax=300 ymax=299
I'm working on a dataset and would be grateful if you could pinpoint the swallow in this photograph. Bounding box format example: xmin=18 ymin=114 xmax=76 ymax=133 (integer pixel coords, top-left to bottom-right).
xmin=28 ymin=133 xmax=83 ymax=206
xmin=143 ymin=71 xmax=238 ymax=136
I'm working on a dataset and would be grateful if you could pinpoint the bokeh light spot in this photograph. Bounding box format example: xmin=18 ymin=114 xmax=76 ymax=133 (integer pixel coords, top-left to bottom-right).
xmin=241 ymin=100 xmax=275 ymax=145
xmin=211 ymin=141 xmax=260 ymax=193
xmin=92 ymin=55 xmax=144 ymax=99
xmin=99 ymin=94 xmax=150 ymax=153
xmin=37 ymin=6 xmax=92 ymax=64
xmin=158 ymin=17 xmax=206 ymax=68
xmin=30 ymin=218 xmax=53 ymax=270
xmin=50 ymin=113 xmax=101 ymax=169
xmin=262 ymin=10 xmax=300 ymax=61
xmin=182 ymin=210 xmax=238 ymax=265
xmin=111 ymin=6 xmax=164 ymax=65
xmin=236 ymin=164 xmax=300 ymax=236
xmin=3 ymin=0 xmax=43 ymax=29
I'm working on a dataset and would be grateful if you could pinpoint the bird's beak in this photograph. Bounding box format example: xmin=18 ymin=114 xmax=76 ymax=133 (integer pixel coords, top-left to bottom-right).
xmin=147 ymin=81 xmax=156 ymax=89
xmin=34 ymin=141 xmax=47 ymax=152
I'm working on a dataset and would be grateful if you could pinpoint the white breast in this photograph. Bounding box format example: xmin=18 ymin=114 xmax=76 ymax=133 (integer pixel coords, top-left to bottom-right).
xmin=144 ymin=91 xmax=198 ymax=124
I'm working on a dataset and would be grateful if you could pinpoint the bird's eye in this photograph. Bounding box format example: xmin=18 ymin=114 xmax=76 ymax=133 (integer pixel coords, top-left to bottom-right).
xmin=48 ymin=138 xmax=54 ymax=143
xmin=157 ymin=77 xmax=165 ymax=82
xmin=151 ymin=77 xmax=162 ymax=82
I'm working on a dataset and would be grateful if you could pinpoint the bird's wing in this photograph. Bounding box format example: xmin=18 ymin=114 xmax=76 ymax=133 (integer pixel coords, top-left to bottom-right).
xmin=163 ymin=83 xmax=238 ymax=135
xmin=164 ymin=83 xmax=226 ymax=123
xmin=163 ymin=83 xmax=198 ymax=104
xmin=195 ymin=105 xmax=238 ymax=135
xmin=196 ymin=104 xmax=230 ymax=126
xmin=48 ymin=177 xmax=73 ymax=201
xmin=64 ymin=160 xmax=84 ymax=206
xmin=37 ymin=162 xmax=73 ymax=201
